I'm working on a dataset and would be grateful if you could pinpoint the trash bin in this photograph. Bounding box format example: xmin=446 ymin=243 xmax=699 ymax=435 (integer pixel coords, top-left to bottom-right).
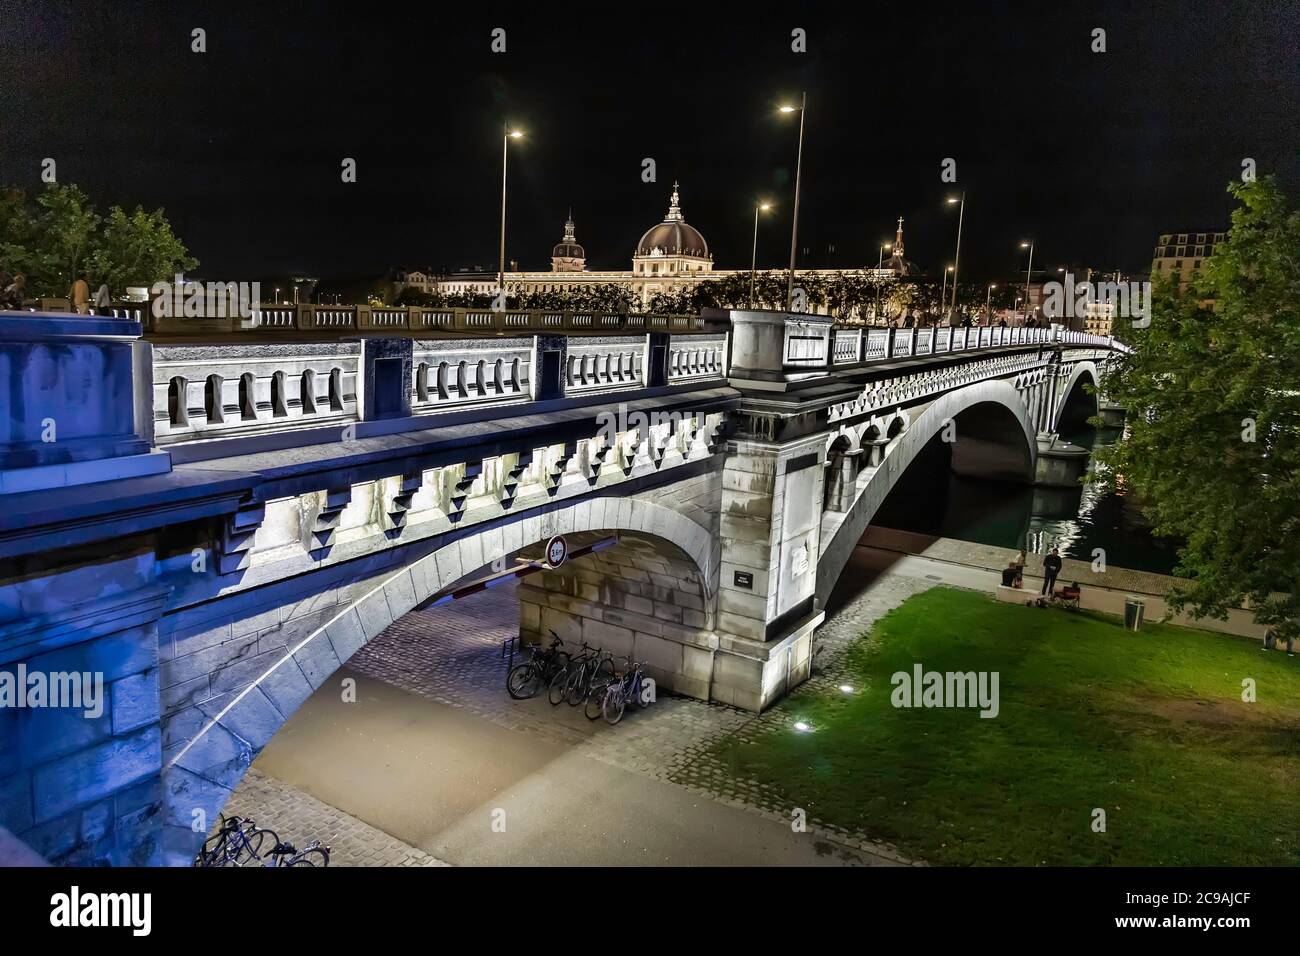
xmin=1124 ymin=596 xmax=1145 ymax=632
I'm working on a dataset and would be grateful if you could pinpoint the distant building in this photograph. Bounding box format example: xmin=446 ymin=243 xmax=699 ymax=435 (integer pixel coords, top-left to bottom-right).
xmin=1150 ymin=229 xmax=1226 ymax=291
xmin=416 ymin=183 xmax=913 ymax=313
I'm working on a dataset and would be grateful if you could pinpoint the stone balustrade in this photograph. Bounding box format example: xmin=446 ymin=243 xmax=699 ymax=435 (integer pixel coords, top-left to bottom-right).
xmin=829 ymin=322 xmax=1121 ymax=370
xmin=152 ymin=342 xmax=361 ymax=445
xmin=565 ymin=335 xmax=646 ymax=394
xmin=668 ymin=333 xmax=728 ymax=384
xmin=99 ymin=300 xmax=706 ymax=338
xmin=411 ymin=337 xmax=533 ymax=413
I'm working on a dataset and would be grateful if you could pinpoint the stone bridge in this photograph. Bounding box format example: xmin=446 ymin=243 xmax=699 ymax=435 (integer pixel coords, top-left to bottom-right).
xmin=0 ymin=304 xmax=1127 ymax=865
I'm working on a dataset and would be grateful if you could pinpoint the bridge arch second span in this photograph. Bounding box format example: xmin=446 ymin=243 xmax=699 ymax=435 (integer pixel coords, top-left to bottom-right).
xmin=816 ymin=379 xmax=1038 ymax=608
xmin=162 ymin=494 xmax=717 ymax=862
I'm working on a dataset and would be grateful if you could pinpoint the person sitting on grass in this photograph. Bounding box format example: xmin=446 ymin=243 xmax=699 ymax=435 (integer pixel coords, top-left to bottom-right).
xmin=1001 ymin=561 xmax=1020 ymax=588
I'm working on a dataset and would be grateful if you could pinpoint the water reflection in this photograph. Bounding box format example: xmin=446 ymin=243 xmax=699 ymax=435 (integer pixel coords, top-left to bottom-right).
xmin=872 ymin=425 xmax=1181 ymax=574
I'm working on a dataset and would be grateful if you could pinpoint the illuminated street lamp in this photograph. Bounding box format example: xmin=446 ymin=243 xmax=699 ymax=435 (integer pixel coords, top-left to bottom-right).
xmin=875 ymin=241 xmax=891 ymax=322
xmin=946 ymin=192 xmax=965 ymax=322
xmin=986 ymin=282 xmax=997 ymax=320
xmin=498 ymin=127 xmax=525 ymax=296
xmin=1020 ymin=240 xmax=1035 ymax=322
xmin=777 ymin=94 xmax=807 ymax=311
xmin=749 ymin=202 xmax=772 ymax=309
xmin=940 ymin=265 xmax=953 ymax=322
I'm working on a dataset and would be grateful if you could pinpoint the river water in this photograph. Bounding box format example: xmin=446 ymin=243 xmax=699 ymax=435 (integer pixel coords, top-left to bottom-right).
xmin=871 ymin=425 xmax=1182 ymax=575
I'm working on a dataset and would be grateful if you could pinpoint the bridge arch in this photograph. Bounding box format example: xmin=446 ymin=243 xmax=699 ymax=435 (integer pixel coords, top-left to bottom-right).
xmin=162 ymin=496 xmax=716 ymax=860
xmin=1054 ymin=360 xmax=1100 ymax=434
xmin=816 ymin=379 xmax=1038 ymax=607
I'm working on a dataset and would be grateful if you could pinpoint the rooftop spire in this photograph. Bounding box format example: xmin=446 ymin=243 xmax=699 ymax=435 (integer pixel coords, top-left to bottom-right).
xmin=894 ymin=216 xmax=905 ymax=257
xmin=665 ymin=181 xmax=683 ymax=221
xmin=563 ymin=209 xmax=576 ymax=242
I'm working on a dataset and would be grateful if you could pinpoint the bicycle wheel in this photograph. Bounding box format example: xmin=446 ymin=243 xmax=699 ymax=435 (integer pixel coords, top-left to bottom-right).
xmin=289 ymin=847 xmax=330 ymax=867
xmin=584 ymin=682 xmax=609 ymax=720
xmin=547 ymin=664 xmax=572 ymax=705
xmin=194 ymin=831 xmax=229 ymax=867
xmin=565 ymin=663 xmax=591 ymax=707
xmin=507 ymin=662 xmax=542 ymax=699
xmin=232 ymin=826 xmax=277 ymax=866
xmin=603 ymin=684 xmax=627 ymax=725
xmin=544 ymin=651 xmax=570 ymax=682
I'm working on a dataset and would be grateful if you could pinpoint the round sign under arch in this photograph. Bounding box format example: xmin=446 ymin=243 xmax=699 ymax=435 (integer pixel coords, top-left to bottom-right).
xmin=544 ymin=535 xmax=568 ymax=569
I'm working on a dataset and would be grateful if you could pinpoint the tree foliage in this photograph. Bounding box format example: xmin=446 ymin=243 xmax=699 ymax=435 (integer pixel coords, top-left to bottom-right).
xmin=0 ymin=183 xmax=196 ymax=298
xmin=1093 ymin=177 xmax=1300 ymax=634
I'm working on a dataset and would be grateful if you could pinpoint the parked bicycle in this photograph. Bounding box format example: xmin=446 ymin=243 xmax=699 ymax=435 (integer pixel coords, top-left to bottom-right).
xmin=563 ymin=647 xmax=616 ymax=707
xmin=506 ymin=630 xmax=569 ymax=699
xmin=265 ymin=838 xmax=331 ymax=867
xmin=193 ymin=815 xmax=278 ymax=867
xmin=547 ymin=641 xmax=594 ymax=705
xmin=599 ymin=656 xmax=649 ymax=725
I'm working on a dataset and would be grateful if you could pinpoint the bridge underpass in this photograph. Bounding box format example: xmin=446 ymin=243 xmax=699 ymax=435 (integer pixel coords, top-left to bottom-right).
xmin=231 ymin=577 xmax=896 ymax=867
xmin=0 ymin=303 xmax=1126 ymax=865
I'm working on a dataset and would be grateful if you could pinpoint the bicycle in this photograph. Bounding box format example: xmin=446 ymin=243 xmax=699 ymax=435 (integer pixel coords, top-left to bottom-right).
xmin=193 ymin=815 xmax=278 ymax=867
xmin=265 ymin=839 xmax=331 ymax=867
xmin=548 ymin=641 xmax=594 ymax=705
xmin=564 ymin=648 xmax=615 ymax=707
xmin=601 ymin=656 xmax=648 ymax=725
xmin=506 ymin=630 xmax=569 ymax=699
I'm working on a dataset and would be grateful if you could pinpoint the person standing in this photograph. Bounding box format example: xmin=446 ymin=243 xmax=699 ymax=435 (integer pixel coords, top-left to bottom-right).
xmin=69 ymin=271 xmax=90 ymax=314
xmin=1041 ymin=547 xmax=1063 ymax=596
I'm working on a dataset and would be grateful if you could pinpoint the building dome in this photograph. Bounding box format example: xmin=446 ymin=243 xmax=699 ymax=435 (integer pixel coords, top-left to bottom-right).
xmin=551 ymin=212 xmax=586 ymax=272
xmin=634 ymin=184 xmax=710 ymax=259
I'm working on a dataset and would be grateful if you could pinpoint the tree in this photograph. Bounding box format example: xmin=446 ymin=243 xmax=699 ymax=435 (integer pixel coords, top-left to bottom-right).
xmin=1093 ymin=177 xmax=1300 ymax=637
xmin=0 ymin=183 xmax=196 ymax=298
xmin=90 ymin=204 xmax=198 ymax=297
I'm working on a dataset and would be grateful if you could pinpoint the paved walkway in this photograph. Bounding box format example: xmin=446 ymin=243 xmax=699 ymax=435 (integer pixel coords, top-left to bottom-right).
xmin=223 ymin=539 xmax=955 ymax=867
xmin=221 ymin=768 xmax=447 ymax=866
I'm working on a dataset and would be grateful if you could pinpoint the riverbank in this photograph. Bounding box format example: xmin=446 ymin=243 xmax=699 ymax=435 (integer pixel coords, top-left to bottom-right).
xmin=713 ymin=586 xmax=1300 ymax=866
xmin=853 ymin=527 xmax=1268 ymax=642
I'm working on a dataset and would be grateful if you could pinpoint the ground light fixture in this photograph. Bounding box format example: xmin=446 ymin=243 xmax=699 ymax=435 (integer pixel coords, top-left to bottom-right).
xmin=793 ymin=721 xmax=812 ymax=732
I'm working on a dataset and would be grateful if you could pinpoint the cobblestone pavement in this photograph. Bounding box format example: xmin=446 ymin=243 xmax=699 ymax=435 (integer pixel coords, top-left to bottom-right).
xmin=229 ymin=548 xmax=943 ymax=866
xmin=220 ymin=768 xmax=448 ymax=867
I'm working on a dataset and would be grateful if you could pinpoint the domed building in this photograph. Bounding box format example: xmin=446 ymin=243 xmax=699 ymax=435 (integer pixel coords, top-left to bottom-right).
xmin=632 ymin=183 xmax=713 ymax=278
xmin=550 ymin=211 xmax=586 ymax=272
xmin=427 ymin=185 xmax=925 ymax=320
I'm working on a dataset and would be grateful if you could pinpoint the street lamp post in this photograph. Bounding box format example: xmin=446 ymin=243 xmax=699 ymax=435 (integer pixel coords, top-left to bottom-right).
xmin=498 ymin=126 xmax=524 ymax=297
xmin=875 ymin=241 xmax=891 ymax=323
xmin=749 ymin=202 xmax=771 ymax=309
xmin=987 ymin=283 xmax=997 ymax=324
xmin=940 ymin=266 xmax=952 ymax=323
xmin=778 ymin=93 xmax=807 ymax=312
xmin=946 ymin=192 xmax=965 ymax=323
xmin=1020 ymin=240 xmax=1035 ymax=323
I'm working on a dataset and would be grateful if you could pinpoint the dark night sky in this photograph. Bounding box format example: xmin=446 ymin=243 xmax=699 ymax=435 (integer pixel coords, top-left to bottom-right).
xmin=1 ymin=1 xmax=1297 ymax=283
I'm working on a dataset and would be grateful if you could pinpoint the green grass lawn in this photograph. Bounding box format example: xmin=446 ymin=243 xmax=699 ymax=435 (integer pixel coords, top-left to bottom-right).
xmin=709 ymin=587 xmax=1300 ymax=865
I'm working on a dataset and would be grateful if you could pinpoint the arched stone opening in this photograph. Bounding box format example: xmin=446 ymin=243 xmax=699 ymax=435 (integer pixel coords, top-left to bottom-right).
xmin=160 ymin=496 xmax=716 ymax=865
xmin=515 ymin=530 xmax=714 ymax=696
xmin=1055 ymin=364 xmax=1099 ymax=435
xmin=815 ymin=381 xmax=1038 ymax=608
xmin=948 ymin=400 xmax=1038 ymax=483
xmin=822 ymin=434 xmax=857 ymax=513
